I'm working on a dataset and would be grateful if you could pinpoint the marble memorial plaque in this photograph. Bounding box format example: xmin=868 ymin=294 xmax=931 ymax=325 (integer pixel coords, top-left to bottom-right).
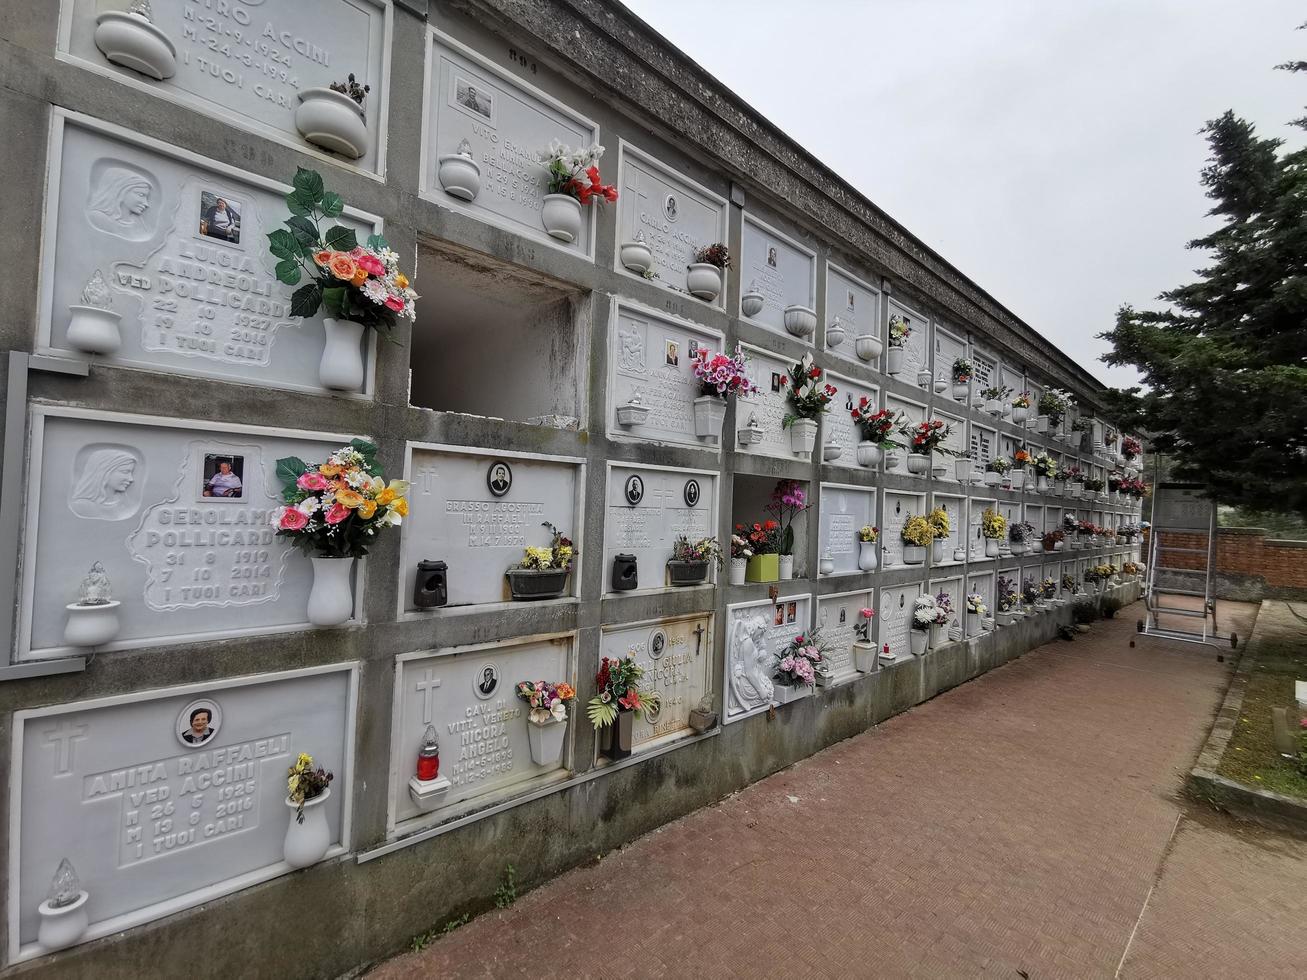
xmin=970 ymin=424 xmax=996 ymax=471
xmin=734 ymin=342 xmax=798 ymax=460
xmin=18 ymin=409 xmax=357 ymax=660
xmin=885 ymin=393 xmax=926 ymax=430
xmin=604 ymin=464 xmax=717 ymax=592
xmin=879 ymin=584 xmax=921 ymax=663
xmin=933 ymin=326 xmax=966 ymax=384
xmin=739 ymin=215 xmax=815 ymax=336
xmin=817 ymin=484 xmax=876 ymax=576
xmin=931 ymin=494 xmax=964 ymax=563
xmin=39 ymin=112 xmax=380 ymax=393
xmin=724 ymin=594 xmax=811 ymax=723
xmin=888 ymin=300 xmax=929 ymax=380
xmin=59 ymin=1 xmax=390 ymax=174
xmin=930 ymin=575 xmax=964 ymax=628
xmin=816 ymin=589 xmax=875 ymax=686
xmin=971 ymin=347 xmax=997 ymax=391
xmin=1000 ymin=434 xmax=1020 ymax=463
xmin=967 ymin=572 xmax=994 ymax=616
xmin=968 ymin=497 xmax=997 ymax=562
xmin=938 ymin=412 xmax=967 ymax=477
xmin=426 ymin=31 xmax=599 ymax=252
xmin=391 ymin=636 xmax=573 ymax=826
xmin=10 ymin=664 xmax=356 ymax=960
xmin=402 ymin=447 xmax=582 ymax=609
xmin=608 ymin=303 xmax=724 ymax=449
xmin=615 ymin=143 xmax=728 ymax=299
xmin=824 ymin=263 xmax=881 ymax=363
xmin=1026 ymin=505 xmax=1045 ymax=539
xmin=882 ymin=491 xmax=926 ymax=568
xmin=602 ymin=615 xmax=712 ymax=749
xmin=824 ymin=371 xmax=879 ymax=464
xmin=999 ymin=361 xmax=1023 ymax=398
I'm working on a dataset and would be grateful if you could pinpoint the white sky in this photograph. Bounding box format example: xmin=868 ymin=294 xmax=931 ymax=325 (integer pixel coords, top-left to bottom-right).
xmin=621 ymin=0 xmax=1306 ymax=388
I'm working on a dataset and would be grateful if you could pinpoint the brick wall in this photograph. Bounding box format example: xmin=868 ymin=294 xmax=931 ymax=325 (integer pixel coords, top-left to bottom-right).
xmin=1152 ymin=527 xmax=1307 ymax=599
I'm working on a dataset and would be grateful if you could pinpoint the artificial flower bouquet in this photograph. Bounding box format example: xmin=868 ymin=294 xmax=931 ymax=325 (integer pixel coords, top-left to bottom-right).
xmin=888 ymin=313 xmax=912 ymax=347
xmin=287 ymin=752 xmax=333 ymax=823
xmin=901 ymin=419 xmax=959 ymax=456
xmin=514 ymin=522 xmax=575 ymax=571
xmin=587 ymin=656 xmax=659 ymax=729
xmin=933 ymin=591 xmax=954 ymax=626
xmin=1021 ymin=578 xmax=1040 ymax=608
xmin=1042 ymin=528 xmax=1065 ymax=551
xmin=775 ymin=629 xmax=830 ymax=688
xmin=902 ymin=515 xmax=936 ymax=547
xmin=538 ymin=140 xmax=617 ymax=204
xmin=1040 ymin=578 xmax=1057 ymax=600
xmin=996 ymin=577 xmax=1020 ymax=613
xmin=1038 ymin=388 xmax=1071 ymax=426
xmin=1008 ymin=520 xmax=1036 ymax=545
xmin=781 ymin=354 xmax=837 ymax=427
xmin=268 ymin=168 xmax=416 ymax=330
xmin=1083 ymin=478 xmax=1105 ymax=494
xmin=1033 ymin=452 xmax=1057 ymax=477
xmin=982 ymin=508 xmax=1007 ymax=539
xmin=1012 ymin=391 xmax=1032 ymax=410
xmin=272 ymin=440 xmax=409 ymax=558
xmin=854 ymin=607 xmax=875 ymax=643
xmin=965 ymin=593 xmax=987 ymax=616
xmin=982 ymin=384 xmax=1012 ymax=402
xmin=670 ymin=535 xmax=724 ymax=569
xmin=1062 ymin=573 xmax=1077 ymax=594
xmin=927 ymin=506 xmax=951 ymax=540
xmin=951 ymin=358 xmax=974 ymax=383
xmin=730 ymin=533 xmax=754 ymax=560
xmin=1121 ymin=436 xmax=1142 ymax=460
xmin=1011 ymin=449 xmax=1032 ymax=470
xmin=693 ymin=242 xmax=731 ymax=269
xmin=765 ymin=480 xmax=811 ymax=557
xmin=986 ymin=456 xmax=1011 ymax=474
xmin=858 ymin=525 xmax=880 ymax=543
xmin=692 ymin=345 xmax=759 ymax=401
xmin=850 ymin=401 xmax=903 ymax=447
xmin=911 ymin=594 xmax=938 ymax=631
xmin=515 ymin=680 xmax=577 ymax=726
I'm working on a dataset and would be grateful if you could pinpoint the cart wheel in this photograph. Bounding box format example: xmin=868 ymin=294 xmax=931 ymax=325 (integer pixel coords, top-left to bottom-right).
xmin=1230 ymin=632 xmax=1238 ymax=649
xmin=1136 ymin=619 xmax=1144 ymax=632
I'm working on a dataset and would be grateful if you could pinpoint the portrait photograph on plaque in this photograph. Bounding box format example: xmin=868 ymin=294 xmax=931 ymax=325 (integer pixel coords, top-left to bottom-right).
xmin=200 ymin=453 xmax=245 ymax=501
xmin=198 ymin=191 xmax=242 ymax=244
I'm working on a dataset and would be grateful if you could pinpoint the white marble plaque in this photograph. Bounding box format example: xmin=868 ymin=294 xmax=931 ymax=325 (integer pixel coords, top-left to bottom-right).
xmin=824 ymin=263 xmax=881 ymax=364
xmin=818 ymin=484 xmax=876 ymax=576
xmin=608 ymin=303 xmax=724 ymax=449
xmin=39 ymin=113 xmax=380 ymax=393
xmin=59 ymin=1 xmax=390 ymax=173
xmin=601 ymin=615 xmax=712 ymax=749
xmin=879 ymin=584 xmax=922 ymax=663
xmin=934 ymin=325 xmax=966 ymax=384
xmin=882 ymin=491 xmax=926 ymax=568
xmin=18 ymin=409 xmax=357 ymax=660
xmin=888 ymin=300 xmax=929 ymax=380
xmin=425 ymin=31 xmax=598 ymax=252
xmin=9 ymin=664 xmax=356 ymax=960
xmin=739 ymin=216 xmax=815 ymax=336
xmin=885 ymin=393 xmax=926 ymax=429
xmin=391 ymin=636 xmax=573 ymax=826
xmin=816 ymin=589 xmax=875 ymax=686
xmin=734 ymin=342 xmax=798 ymax=460
xmin=968 ymin=497 xmax=997 ymax=562
xmin=1000 ymin=361 xmax=1023 ymax=397
xmin=615 ymin=143 xmax=727 ymax=299
xmin=1026 ymin=505 xmax=1045 ymax=539
xmin=824 ymin=371 xmax=879 ymax=465
xmin=997 ymin=500 xmax=1020 ymax=543
xmin=931 ymin=494 xmax=964 ymax=564
xmin=930 ymin=575 xmax=964 ymax=629
xmin=969 ymin=424 xmax=996 ymax=470
xmin=604 ymin=465 xmax=717 ymax=592
xmin=724 ymin=594 xmax=811 ymax=723
xmin=967 ymin=572 xmax=994 ymax=616
xmin=402 ymin=447 xmax=583 ymax=609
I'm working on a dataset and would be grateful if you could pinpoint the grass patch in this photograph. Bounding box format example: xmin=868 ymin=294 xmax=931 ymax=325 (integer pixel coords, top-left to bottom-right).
xmin=1216 ymin=634 xmax=1307 ymax=800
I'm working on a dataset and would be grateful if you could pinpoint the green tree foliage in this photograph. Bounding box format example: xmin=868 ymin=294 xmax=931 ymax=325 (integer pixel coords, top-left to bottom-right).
xmin=1099 ymin=34 xmax=1307 ymax=516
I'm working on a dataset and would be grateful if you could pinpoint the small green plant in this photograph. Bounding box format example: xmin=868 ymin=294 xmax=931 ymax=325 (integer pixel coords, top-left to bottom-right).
xmin=1072 ymin=600 xmax=1099 ymax=625
xmin=411 ymin=913 xmax=471 ymax=951
xmin=494 ymin=864 xmax=517 ymax=909
xmin=1101 ymin=597 xmax=1122 ymax=619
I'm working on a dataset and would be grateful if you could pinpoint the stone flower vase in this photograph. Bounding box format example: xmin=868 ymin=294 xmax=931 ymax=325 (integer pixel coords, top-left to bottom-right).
xmin=825 ymin=319 xmax=846 ymax=347
xmin=542 ymin=194 xmax=583 ymax=243
xmin=66 ymin=305 xmax=122 ymax=355
xmin=858 ymin=540 xmax=879 ymax=571
xmin=856 ymin=442 xmax=882 ymax=467
xmin=284 ymin=787 xmax=332 ymax=868
xmin=320 ymin=318 xmax=366 ymax=392
xmin=928 ymin=622 xmax=944 ymax=649
xmin=909 ymin=629 xmax=928 ymax=656
xmin=931 ymin=540 xmax=946 ymax=564
xmin=779 ymin=555 xmax=795 ymax=580
xmin=855 ymin=334 xmax=882 ymax=362
xmin=782 ymin=305 xmax=817 ymax=339
xmin=94 ymin=10 xmax=177 ymax=80
xmin=438 ymin=151 xmax=482 ymax=201
xmin=853 ymin=641 xmax=878 ymax=673
xmin=886 ymin=345 xmax=905 ymax=375
xmin=789 ymin=418 xmax=818 ymax=458
xmin=966 ymin=612 xmax=983 ymax=637
xmin=686 ymin=263 xmax=723 ymax=302
xmin=308 ymin=557 xmax=354 ymax=626
xmin=619 ymin=240 xmax=653 ymax=274
xmin=741 ymin=290 xmax=765 ymax=317
xmin=728 ymin=556 xmax=747 ymax=585
xmin=984 ymin=538 xmax=1001 ymax=558
xmin=903 ymin=545 xmax=927 ymax=565
xmin=296 ymin=88 xmax=369 ymax=159
xmin=527 ymin=716 xmax=567 ymax=766
xmin=693 ymin=395 xmax=727 ymax=439
xmin=884 ymin=448 xmax=905 ymax=472
xmin=906 ymin=453 xmax=930 ymax=474
xmin=64 ymin=600 xmax=122 ymax=648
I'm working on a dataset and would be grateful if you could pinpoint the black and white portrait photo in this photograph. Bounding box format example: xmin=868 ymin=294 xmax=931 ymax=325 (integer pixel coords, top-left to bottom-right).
xmin=455 ymin=78 xmax=493 ymax=120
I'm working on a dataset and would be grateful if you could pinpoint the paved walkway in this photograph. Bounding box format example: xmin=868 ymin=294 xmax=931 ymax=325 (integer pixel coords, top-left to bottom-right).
xmin=371 ymin=601 xmax=1307 ymax=979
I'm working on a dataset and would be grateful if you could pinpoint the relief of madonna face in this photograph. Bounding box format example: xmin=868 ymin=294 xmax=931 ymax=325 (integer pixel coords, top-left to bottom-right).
xmin=69 ymin=448 xmax=141 ymax=520
xmin=86 ymin=166 xmax=154 ymax=239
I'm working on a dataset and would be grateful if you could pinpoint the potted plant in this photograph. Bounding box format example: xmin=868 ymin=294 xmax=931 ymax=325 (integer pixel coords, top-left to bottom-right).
xmin=1009 ymin=449 xmax=1031 ymax=490
xmin=951 ymin=358 xmax=974 ymax=401
xmin=853 ymin=607 xmax=878 ymax=672
xmin=773 ymin=629 xmax=829 ymax=703
xmin=1035 ymin=389 xmax=1062 ymax=434
xmin=910 ymin=595 xmax=935 ymax=655
xmin=741 ymin=278 xmax=765 ymax=317
xmin=783 ymin=303 xmax=818 ymax=339
xmin=1108 ymin=474 xmax=1122 ymax=502
xmin=1007 ymin=520 xmax=1035 ymax=555
xmin=687 ymin=242 xmax=730 ymax=303
xmin=855 ymin=330 xmax=883 ymax=363
xmin=272 ymin=440 xmax=408 ymax=626
xmin=1042 ymin=528 xmax=1065 ymax=553
xmin=1011 ymin=390 xmax=1032 ymax=424
xmin=1121 ymin=435 xmax=1142 ymax=463
xmin=1062 ymin=573 xmax=1078 ymax=597
xmin=1021 ymin=578 xmax=1040 ymax=613
xmin=742 ymin=519 xmax=781 ymax=582
xmin=856 ymin=524 xmax=880 ymax=571
xmin=781 ymin=354 xmax=836 ymax=458
xmin=268 ymin=168 xmax=416 ymax=391
xmin=588 ymin=656 xmax=660 ymax=760
xmin=667 ymin=535 xmax=723 ymax=586
xmin=927 ymin=507 xmax=951 ymax=563
xmin=691 ymin=344 xmax=759 ymax=440
xmin=515 ymin=680 xmax=577 ymax=766
xmin=886 ymin=314 xmax=911 ymax=375
xmin=766 ymin=480 xmax=811 ymax=580
xmin=62 ymin=562 xmax=121 ymax=648
xmin=284 ymin=752 xmax=334 ymax=868
xmin=1032 ymin=452 xmax=1057 ymax=492
xmin=850 ymin=402 xmax=902 ymax=467
xmin=981 ymin=384 xmax=1010 ymax=416
xmin=1041 ymin=578 xmax=1059 ymax=606
xmin=965 ymin=593 xmax=987 ymax=637
xmin=984 ymin=456 xmax=1010 ymax=487
xmin=506 ymin=522 xmax=575 ymax=600
xmin=65 ymin=269 xmax=122 ymax=355
xmin=930 ymin=591 xmax=953 ymax=648
xmin=729 ymin=531 xmax=753 ymax=585
xmin=619 ymin=230 xmax=654 ymax=275
xmin=981 ymin=508 xmax=1006 ymax=557
xmin=296 ymin=72 xmax=371 ymax=159
xmin=900 ymin=419 xmax=957 ymax=475
xmin=537 ymin=140 xmax=616 ymax=243
xmin=995 ymin=577 xmax=1019 ymax=625
xmin=826 ymin=315 xmax=847 ymax=348
xmin=901 ymin=515 xmax=934 ymax=565
xmin=1064 ymin=464 xmax=1084 ymax=498
xmin=94 ymin=0 xmax=176 ymax=81
xmin=1083 ymin=477 xmax=1105 ymax=499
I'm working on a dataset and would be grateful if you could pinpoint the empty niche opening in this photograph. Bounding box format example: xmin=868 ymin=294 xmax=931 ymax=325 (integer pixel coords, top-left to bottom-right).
xmin=410 ymin=242 xmax=588 ymax=426
xmin=732 ymin=474 xmax=811 ymax=576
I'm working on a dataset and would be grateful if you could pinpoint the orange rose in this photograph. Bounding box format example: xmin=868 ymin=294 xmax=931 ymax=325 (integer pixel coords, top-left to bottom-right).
xmin=327 ymin=254 xmax=357 ymax=281
xmin=313 ymin=250 xmax=334 ymax=266
xmin=351 ymin=267 xmax=368 ymax=286
xmin=336 ymin=488 xmax=365 ymax=509
xmin=319 ymin=464 xmax=341 ymax=477
xmin=357 ymin=499 xmax=377 ymax=519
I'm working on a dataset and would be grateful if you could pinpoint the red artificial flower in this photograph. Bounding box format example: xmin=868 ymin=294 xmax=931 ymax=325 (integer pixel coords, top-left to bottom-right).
xmin=779 ymin=376 xmax=788 ymax=387
xmin=809 ymin=366 xmax=822 ymax=379
xmin=619 ymin=688 xmax=641 ymax=710
xmin=586 ymin=165 xmax=600 ymax=184
xmin=603 ymin=185 xmax=619 ymax=203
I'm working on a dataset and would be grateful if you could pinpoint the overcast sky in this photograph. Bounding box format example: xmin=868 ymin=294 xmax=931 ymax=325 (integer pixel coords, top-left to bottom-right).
xmin=622 ymin=0 xmax=1305 ymax=389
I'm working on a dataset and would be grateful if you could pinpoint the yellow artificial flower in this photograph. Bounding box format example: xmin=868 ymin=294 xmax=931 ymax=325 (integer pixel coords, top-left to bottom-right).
xmin=388 ymin=479 xmax=411 ymax=497
xmin=319 ymin=464 xmax=341 ymax=477
xmin=377 ymin=487 xmax=396 ymax=506
xmin=336 ymin=488 xmax=365 ymax=509
xmin=357 ymin=499 xmax=377 ymax=519
xmin=396 ymin=272 xmax=409 ymax=289
xmin=390 ymin=497 xmax=409 ymax=517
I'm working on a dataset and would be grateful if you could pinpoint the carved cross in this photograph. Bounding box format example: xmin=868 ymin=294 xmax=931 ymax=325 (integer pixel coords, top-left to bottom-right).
xmin=44 ymin=719 xmax=89 ymax=776
xmin=414 ymin=669 xmax=441 ymax=724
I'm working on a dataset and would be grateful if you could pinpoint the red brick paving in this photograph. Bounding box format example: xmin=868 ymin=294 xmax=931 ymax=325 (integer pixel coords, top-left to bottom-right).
xmin=371 ymin=601 xmax=1302 ymax=979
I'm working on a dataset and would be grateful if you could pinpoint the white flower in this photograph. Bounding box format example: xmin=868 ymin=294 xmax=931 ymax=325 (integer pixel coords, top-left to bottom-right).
xmin=550 ymin=700 xmax=567 ymax=722
xmin=296 ymin=496 xmax=320 ymax=516
xmin=269 ymin=506 xmax=287 ymax=528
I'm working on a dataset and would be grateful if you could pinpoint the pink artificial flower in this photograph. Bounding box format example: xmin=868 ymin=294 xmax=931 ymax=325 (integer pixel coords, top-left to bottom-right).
xmin=324 ymin=503 xmax=351 ymax=524
xmin=278 ymin=508 xmax=309 ymax=531
xmin=860 ymin=607 xmax=876 ymax=619
xmin=779 ymin=656 xmax=796 ymax=673
xmin=384 ymin=294 xmax=405 ymax=312
xmin=297 ymin=471 xmax=330 ymax=492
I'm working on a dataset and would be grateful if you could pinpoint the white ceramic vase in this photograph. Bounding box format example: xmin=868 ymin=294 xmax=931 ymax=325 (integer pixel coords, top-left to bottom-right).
xmin=729 ymin=557 xmax=747 ymax=585
xmin=94 ymin=11 xmax=176 ymax=80
xmin=438 ymin=151 xmax=481 ymax=201
xmin=783 ymin=305 xmax=817 ymax=338
xmin=686 ymin=263 xmax=723 ymax=302
xmin=63 ymin=601 xmax=121 ymax=647
xmin=66 ymin=306 xmax=122 ymax=355
xmin=1012 ymin=406 xmax=1029 ymax=424
xmin=886 ymin=345 xmax=905 ymax=375
xmin=779 ymin=555 xmax=795 ymax=580
xmin=527 ymin=717 xmax=567 ymax=766
xmin=283 ymin=788 xmax=332 ymax=869
xmin=308 ymin=557 xmax=354 ymax=626
xmin=741 ymin=291 xmax=765 ymax=317
xmin=693 ymin=395 xmax=727 ymax=439
xmin=826 ymin=320 xmax=846 ymax=347
xmin=296 ymin=88 xmax=369 ymax=159
xmin=856 ymin=442 xmax=882 ymax=467
xmin=619 ymin=241 xmax=653 ymax=274
xmin=855 ymin=335 xmax=883 ymax=362
xmin=320 ymin=318 xmax=366 ymax=391
xmin=858 ymin=540 xmax=879 ymax=571
xmin=906 ymin=453 xmax=929 ymax=474
xmin=984 ymin=539 xmax=1000 ymax=557
xmin=789 ymin=418 xmax=818 ymax=458
xmin=910 ymin=630 xmax=928 ymax=656
xmin=903 ymin=545 xmax=926 ymax=565
xmin=931 ymin=540 xmax=946 ymax=563
xmin=542 ymin=194 xmax=583 ymax=243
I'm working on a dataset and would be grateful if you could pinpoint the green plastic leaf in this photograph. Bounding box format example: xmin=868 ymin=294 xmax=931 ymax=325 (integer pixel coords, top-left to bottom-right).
xmin=291 ymin=167 xmax=324 ymax=203
xmin=267 ymin=228 xmax=298 ymax=259
xmin=289 ymin=283 xmax=322 ymax=318
xmin=366 ymin=233 xmax=389 ymax=251
xmin=285 ymin=191 xmax=313 ymax=217
xmin=320 ymin=191 xmax=344 ymax=217
xmin=285 ymin=215 xmax=320 ymax=247
xmin=276 ymin=456 xmax=308 ymax=486
xmin=321 ymin=286 xmax=346 ymax=316
xmin=323 ymin=225 xmax=357 ymax=252
xmin=274 ymin=259 xmax=301 ymax=285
